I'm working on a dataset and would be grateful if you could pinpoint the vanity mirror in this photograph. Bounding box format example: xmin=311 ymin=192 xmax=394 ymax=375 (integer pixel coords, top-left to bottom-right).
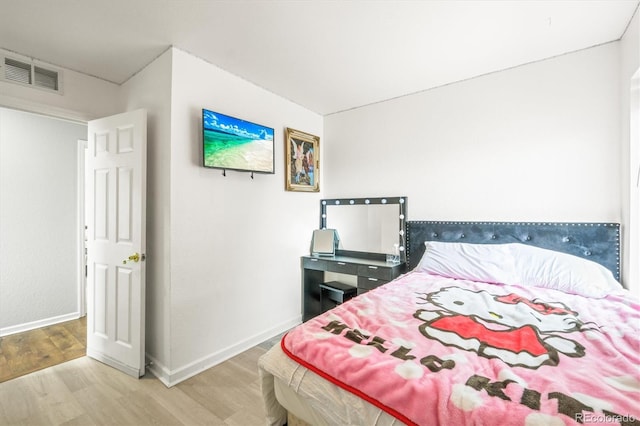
xmin=320 ymin=196 xmax=407 ymax=262
xmin=311 ymin=229 xmax=339 ymax=256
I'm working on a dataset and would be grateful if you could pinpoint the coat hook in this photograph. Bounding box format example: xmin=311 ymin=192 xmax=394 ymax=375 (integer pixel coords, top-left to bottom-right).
xmin=222 ymin=169 xmax=226 ymax=177
xmin=251 ymin=172 xmax=254 ymax=179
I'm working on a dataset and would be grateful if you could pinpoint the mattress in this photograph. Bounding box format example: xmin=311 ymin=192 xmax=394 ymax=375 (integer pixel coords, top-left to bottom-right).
xmin=259 ymin=342 xmax=402 ymax=426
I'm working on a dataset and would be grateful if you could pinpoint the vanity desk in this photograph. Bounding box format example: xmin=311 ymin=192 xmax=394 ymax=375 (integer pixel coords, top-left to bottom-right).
xmin=301 ymin=253 xmax=406 ymax=321
xmin=301 ymin=196 xmax=408 ymax=321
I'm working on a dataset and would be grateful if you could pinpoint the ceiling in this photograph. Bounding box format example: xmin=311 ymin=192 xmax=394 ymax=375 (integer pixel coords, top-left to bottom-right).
xmin=0 ymin=0 xmax=638 ymax=115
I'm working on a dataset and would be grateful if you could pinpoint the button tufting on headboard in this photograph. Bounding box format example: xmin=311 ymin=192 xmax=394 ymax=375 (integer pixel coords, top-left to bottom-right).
xmin=406 ymin=221 xmax=621 ymax=281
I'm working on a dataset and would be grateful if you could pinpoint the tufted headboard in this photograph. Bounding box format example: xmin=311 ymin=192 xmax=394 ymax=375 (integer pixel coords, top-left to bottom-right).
xmin=406 ymin=221 xmax=621 ymax=281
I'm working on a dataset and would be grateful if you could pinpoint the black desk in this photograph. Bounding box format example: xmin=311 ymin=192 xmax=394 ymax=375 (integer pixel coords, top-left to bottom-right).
xmin=301 ymin=254 xmax=406 ymax=321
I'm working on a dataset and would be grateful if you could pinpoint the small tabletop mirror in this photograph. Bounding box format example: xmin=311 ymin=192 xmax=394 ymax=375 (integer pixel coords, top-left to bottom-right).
xmin=311 ymin=229 xmax=339 ymax=256
xmin=320 ymin=196 xmax=407 ymax=262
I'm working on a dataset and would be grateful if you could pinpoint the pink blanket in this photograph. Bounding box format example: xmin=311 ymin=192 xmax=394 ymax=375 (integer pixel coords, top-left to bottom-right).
xmin=282 ymin=272 xmax=640 ymax=425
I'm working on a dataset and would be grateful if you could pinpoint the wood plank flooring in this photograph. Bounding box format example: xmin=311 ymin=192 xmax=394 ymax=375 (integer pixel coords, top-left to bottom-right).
xmin=0 ymin=317 xmax=87 ymax=383
xmin=0 ymin=338 xmax=275 ymax=425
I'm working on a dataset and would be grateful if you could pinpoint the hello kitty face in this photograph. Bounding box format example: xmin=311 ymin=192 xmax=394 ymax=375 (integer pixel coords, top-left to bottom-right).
xmin=416 ymin=286 xmax=587 ymax=368
xmin=426 ymin=287 xmax=583 ymax=333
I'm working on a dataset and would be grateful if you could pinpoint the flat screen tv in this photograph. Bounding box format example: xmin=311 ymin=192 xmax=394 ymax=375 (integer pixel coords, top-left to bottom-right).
xmin=202 ymin=108 xmax=275 ymax=174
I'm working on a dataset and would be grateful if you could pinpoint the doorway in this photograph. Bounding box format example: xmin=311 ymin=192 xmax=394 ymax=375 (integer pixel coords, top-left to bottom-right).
xmin=0 ymin=107 xmax=88 ymax=377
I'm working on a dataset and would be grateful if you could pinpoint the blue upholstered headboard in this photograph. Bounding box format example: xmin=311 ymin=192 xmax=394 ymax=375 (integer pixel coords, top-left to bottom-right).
xmin=406 ymin=221 xmax=621 ymax=281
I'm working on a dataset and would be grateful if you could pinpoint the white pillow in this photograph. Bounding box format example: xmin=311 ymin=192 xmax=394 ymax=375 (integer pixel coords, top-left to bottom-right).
xmin=416 ymin=241 xmax=620 ymax=298
xmin=509 ymin=244 xmax=621 ymax=298
xmin=416 ymin=241 xmax=517 ymax=285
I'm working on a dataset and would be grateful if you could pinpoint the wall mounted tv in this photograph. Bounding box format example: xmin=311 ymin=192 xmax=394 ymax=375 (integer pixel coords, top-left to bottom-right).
xmin=202 ymin=108 xmax=275 ymax=174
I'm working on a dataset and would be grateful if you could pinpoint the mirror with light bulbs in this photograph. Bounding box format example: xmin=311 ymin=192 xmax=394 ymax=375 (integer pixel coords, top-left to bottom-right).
xmin=319 ymin=196 xmax=407 ymax=263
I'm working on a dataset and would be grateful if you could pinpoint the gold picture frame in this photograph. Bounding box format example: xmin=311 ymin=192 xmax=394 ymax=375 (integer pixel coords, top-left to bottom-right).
xmin=285 ymin=127 xmax=320 ymax=192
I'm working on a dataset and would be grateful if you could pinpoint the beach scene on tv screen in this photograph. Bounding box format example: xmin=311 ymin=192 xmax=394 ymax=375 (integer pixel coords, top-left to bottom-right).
xmin=203 ymin=109 xmax=274 ymax=172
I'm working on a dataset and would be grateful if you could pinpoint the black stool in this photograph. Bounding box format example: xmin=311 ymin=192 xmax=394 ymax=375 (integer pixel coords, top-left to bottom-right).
xmin=319 ymin=281 xmax=357 ymax=312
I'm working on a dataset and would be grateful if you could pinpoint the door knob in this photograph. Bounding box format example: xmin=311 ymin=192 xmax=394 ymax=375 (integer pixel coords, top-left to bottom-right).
xmin=123 ymin=252 xmax=145 ymax=264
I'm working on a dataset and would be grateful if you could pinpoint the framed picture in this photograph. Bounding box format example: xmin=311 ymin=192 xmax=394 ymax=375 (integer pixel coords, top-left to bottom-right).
xmin=285 ymin=127 xmax=320 ymax=192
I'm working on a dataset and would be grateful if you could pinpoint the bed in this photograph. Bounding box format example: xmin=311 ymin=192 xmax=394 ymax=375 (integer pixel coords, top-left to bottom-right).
xmin=259 ymin=221 xmax=639 ymax=426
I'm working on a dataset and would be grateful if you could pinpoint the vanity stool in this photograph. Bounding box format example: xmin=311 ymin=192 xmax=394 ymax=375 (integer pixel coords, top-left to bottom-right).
xmin=319 ymin=281 xmax=357 ymax=312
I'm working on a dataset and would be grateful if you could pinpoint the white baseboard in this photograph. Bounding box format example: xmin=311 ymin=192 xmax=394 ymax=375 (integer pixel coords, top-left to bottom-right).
xmin=0 ymin=312 xmax=82 ymax=337
xmin=145 ymin=354 xmax=172 ymax=387
xmin=146 ymin=315 xmax=301 ymax=387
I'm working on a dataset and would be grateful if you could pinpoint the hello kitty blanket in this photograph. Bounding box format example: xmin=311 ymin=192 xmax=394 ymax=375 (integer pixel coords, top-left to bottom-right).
xmin=282 ymin=272 xmax=640 ymax=426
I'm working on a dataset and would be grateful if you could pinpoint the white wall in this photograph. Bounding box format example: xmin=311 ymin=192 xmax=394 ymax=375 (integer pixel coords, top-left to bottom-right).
xmin=0 ymin=107 xmax=87 ymax=333
xmin=325 ymin=44 xmax=622 ymax=271
xmin=0 ymin=45 xmax=323 ymax=384
xmin=119 ymin=48 xmax=174 ymax=374
xmin=165 ymin=48 xmax=322 ymax=383
xmin=620 ymin=8 xmax=640 ymax=298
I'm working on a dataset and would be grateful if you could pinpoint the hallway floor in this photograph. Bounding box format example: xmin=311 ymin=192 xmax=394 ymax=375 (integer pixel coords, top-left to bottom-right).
xmin=0 ymin=316 xmax=86 ymax=383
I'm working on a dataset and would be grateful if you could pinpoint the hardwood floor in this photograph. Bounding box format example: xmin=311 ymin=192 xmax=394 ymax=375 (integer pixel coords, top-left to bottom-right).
xmin=0 ymin=317 xmax=87 ymax=383
xmin=0 ymin=338 xmax=275 ymax=425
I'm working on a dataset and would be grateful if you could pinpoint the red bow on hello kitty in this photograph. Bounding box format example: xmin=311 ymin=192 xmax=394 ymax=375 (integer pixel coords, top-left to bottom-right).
xmin=495 ymin=293 xmax=577 ymax=316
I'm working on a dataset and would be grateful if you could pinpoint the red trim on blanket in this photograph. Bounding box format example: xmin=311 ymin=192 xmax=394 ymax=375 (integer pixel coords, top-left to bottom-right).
xmin=280 ymin=333 xmax=418 ymax=426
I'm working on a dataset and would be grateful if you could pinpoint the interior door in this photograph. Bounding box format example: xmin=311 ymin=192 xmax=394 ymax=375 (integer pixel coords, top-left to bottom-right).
xmin=86 ymin=109 xmax=147 ymax=377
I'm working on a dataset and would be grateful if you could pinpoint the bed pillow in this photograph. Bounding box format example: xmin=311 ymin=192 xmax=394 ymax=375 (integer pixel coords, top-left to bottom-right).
xmin=416 ymin=241 xmax=518 ymax=285
xmin=508 ymin=243 xmax=621 ymax=298
xmin=416 ymin=241 xmax=621 ymax=298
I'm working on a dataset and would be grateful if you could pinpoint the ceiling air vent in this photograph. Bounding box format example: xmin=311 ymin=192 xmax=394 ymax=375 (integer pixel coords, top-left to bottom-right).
xmin=4 ymin=57 xmax=31 ymax=85
xmin=34 ymin=66 xmax=58 ymax=90
xmin=3 ymin=56 xmax=61 ymax=92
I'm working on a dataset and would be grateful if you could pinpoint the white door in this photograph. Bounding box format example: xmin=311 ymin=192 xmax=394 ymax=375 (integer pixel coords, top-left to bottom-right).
xmin=86 ymin=109 xmax=147 ymax=377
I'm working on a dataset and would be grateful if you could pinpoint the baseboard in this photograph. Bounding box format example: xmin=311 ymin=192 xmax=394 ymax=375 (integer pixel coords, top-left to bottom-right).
xmin=146 ymin=315 xmax=301 ymax=387
xmin=0 ymin=312 xmax=81 ymax=337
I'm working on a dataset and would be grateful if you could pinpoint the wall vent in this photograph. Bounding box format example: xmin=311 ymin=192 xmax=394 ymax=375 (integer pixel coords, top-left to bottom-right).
xmin=2 ymin=56 xmax=61 ymax=92
xmin=34 ymin=66 xmax=58 ymax=91
xmin=4 ymin=58 xmax=31 ymax=84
